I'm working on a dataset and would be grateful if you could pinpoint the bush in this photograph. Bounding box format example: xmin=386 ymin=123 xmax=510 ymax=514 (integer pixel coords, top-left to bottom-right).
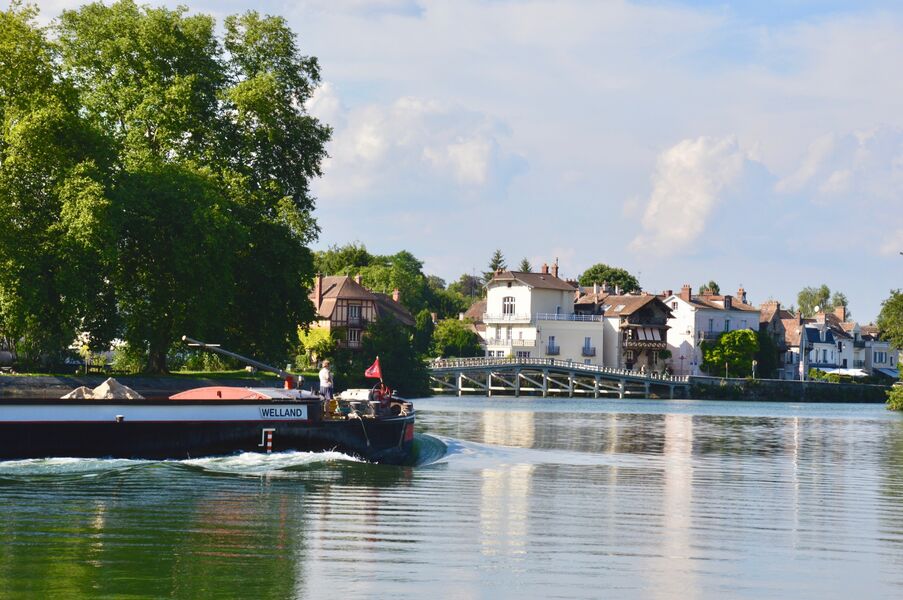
xmin=888 ymin=385 xmax=903 ymax=411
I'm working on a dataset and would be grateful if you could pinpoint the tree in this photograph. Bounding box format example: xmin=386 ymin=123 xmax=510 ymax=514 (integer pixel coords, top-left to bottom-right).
xmin=700 ymin=329 xmax=759 ymax=378
xmin=518 ymin=258 xmax=532 ymax=272
xmin=61 ymin=2 xmax=328 ymax=371
xmin=754 ymin=330 xmax=780 ymax=379
xmin=413 ymin=309 xmax=435 ymax=354
xmin=361 ymin=316 xmax=429 ymax=397
xmin=483 ymin=249 xmax=506 ymax=283
xmin=431 ymin=319 xmax=483 ymax=358
xmin=448 ymin=274 xmax=482 ymax=299
xmin=314 ymin=242 xmax=373 ymax=276
xmin=877 ymin=290 xmax=903 ymax=351
xmin=578 ymin=263 xmax=640 ymax=293
xmin=698 ymin=281 xmax=720 ymax=295
xmin=796 ymin=285 xmax=831 ymax=317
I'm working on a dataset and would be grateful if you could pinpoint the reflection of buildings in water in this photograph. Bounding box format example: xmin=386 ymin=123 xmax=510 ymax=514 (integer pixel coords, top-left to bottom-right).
xmin=480 ymin=464 xmax=535 ymax=560
xmin=481 ymin=410 xmax=534 ymax=448
xmin=653 ymin=413 xmax=697 ymax=599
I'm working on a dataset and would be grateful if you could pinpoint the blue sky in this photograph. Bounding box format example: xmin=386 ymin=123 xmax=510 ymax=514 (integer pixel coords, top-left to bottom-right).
xmin=34 ymin=1 xmax=903 ymax=321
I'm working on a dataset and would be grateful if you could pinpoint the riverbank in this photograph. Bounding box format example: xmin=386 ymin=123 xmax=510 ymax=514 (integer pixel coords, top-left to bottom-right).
xmin=0 ymin=372 xmax=314 ymax=398
xmin=689 ymin=376 xmax=890 ymax=403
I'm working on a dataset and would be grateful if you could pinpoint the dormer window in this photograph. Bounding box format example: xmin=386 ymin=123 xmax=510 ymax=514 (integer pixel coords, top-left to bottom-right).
xmin=503 ymin=296 xmax=515 ymax=315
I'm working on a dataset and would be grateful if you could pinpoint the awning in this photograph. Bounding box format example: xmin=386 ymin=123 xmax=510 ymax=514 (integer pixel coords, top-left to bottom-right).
xmin=822 ymin=368 xmax=869 ymax=378
xmin=876 ymin=368 xmax=900 ymax=379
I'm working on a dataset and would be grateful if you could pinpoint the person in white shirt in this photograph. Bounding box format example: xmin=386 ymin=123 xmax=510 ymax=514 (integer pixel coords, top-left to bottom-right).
xmin=318 ymin=360 xmax=333 ymax=399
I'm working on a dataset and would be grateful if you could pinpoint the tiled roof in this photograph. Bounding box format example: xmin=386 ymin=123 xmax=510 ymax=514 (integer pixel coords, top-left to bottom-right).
xmin=311 ymin=275 xmax=414 ymax=326
xmin=463 ymin=299 xmax=487 ymax=322
xmin=490 ymin=271 xmax=577 ymax=292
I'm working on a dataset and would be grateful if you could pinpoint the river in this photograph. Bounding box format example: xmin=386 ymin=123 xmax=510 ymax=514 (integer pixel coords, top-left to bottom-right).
xmin=2 ymin=397 xmax=903 ymax=599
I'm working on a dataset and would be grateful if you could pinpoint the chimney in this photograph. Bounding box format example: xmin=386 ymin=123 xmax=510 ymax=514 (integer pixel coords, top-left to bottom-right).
xmin=663 ymin=289 xmax=673 ymax=298
xmin=615 ymin=285 xmax=621 ymax=295
xmin=458 ymin=312 xmax=465 ymax=321
xmin=680 ymin=284 xmax=691 ymax=303
xmin=574 ymin=288 xmax=581 ymax=302
xmin=737 ymin=286 xmax=747 ymax=304
xmin=392 ymin=288 xmax=400 ymax=303
xmin=723 ymin=294 xmax=732 ymax=310
xmin=551 ymin=259 xmax=559 ymax=278
xmin=541 ymin=263 xmax=549 ymax=274
xmin=314 ymin=273 xmax=323 ymax=310
xmin=834 ymin=305 xmax=846 ymax=322
xmin=354 ymin=273 xmax=362 ymax=285
xmin=593 ymin=283 xmax=600 ymax=295
xmin=430 ymin=312 xmax=438 ymax=323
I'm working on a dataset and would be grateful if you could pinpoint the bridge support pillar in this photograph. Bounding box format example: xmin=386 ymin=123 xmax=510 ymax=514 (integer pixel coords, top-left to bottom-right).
xmin=542 ymin=369 xmax=549 ymax=397
xmin=669 ymin=385 xmax=674 ymax=399
xmin=644 ymin=381 xmax=650 ymax=397
xmin=487 ymin=372 xmax=492 ymax=398
xmin=594 ymin=376 xmax=600 ymax=398
xmin=514 ymin=368 xmax=521 ymax=397
xmin=618 ymin=379 xmax=625 ymax=399
xmin=457 ymin=372 xmax=463 ymax=397
xmin=568 ymin=372 xmax=575 ymax=397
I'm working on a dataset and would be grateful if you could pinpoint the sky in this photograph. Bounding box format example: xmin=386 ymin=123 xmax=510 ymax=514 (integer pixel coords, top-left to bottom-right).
xmin=33 ymin=0 xmax=903 ymax=321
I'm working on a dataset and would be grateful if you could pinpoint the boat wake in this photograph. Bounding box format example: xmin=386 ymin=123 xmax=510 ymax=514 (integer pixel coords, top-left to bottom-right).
xmin=0 ymin=433 xmax=449 ymax=480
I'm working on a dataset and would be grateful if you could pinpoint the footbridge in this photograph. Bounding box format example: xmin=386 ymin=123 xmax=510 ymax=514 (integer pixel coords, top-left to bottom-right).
xmin=428 ymin=357 xmax=691 ymax=399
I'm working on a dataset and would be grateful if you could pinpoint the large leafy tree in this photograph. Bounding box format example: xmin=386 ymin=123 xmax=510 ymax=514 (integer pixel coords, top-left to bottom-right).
xmin=578 ymin=263 xmax=640 ymax=293
xmin=877 ymin=290 xmax=903 ymax=351
xmin=700 ymin=329 xmax=760 ymax=378
xmin=0 ymin=5 xmax=116 ymax=365
xmin=1 ymin=2 xmax=329 ymax=372
xmin=431 ymin=319 xmax=483 ymax=358
xmin=795 ymin=284 xmax=850 ymax=318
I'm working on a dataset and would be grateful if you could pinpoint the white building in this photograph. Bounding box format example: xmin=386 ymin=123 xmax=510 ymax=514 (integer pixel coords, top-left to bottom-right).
xmin=483 ymin=265 xmax=604 ymax=365
xmin=662 ymin=284 xmax=761 ymax=376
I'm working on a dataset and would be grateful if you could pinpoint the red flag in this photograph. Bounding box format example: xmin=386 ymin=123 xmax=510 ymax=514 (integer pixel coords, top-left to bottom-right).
xmin=364 ymin=357 xmax=382 ymax=379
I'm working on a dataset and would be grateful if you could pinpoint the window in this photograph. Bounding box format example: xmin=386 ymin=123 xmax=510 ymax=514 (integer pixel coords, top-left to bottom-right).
xmin=724 ymin=319 xmax=731 ymax=332
xmin=708 ymin=318 xmax=714 ymax=332
xmin=516 ymin=351 xmax=531 ymax=358
xmin=348 ymin=329 xmax=361 ymax=344
xmin=503 ymin=296 xmax=515 ymax=315
xmin=741 ymin=319 xmax=747 ymax=329
xmin=671 ymin=301 xmax=678 ymax=310
xmin=548 ymin=335 xmax=556 ymax=346
xmin=584 ymin=337 xmax=591 ymax=349
xmin=506 ymin=326 xmax=512 ymax=340
xmin=822 ymin=349 xmax=827 ymax=363
xmin=348 ymin=304 xmax=361 ymax=323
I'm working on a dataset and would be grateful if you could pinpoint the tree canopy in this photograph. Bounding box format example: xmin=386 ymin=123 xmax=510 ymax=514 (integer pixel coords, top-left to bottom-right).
xmin=431 ymin=319 xmax=483 ymax=358
xmin=700 ymin=329 xmax=759 ymax=378
xmin=0 ymin=2 xmax=329 ymax=371
xmin=577 ymin=263 xmax=640 ymax=293
xmin=796 ymin=285 xmax=850 ymax=319
xmin=877 ymin=290 xmax=903 ymax=351
xmin=518 ymin=258 xmax=532 ymax=272
xmin=698 ymin=281 xmax=720 ymax=295
xmin=483 ymin=249 xmax=507 ymax=283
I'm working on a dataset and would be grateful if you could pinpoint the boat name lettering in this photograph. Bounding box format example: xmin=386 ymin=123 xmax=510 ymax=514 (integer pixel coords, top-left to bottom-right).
xmin=259 ymin=406 xmax=306 ymax=419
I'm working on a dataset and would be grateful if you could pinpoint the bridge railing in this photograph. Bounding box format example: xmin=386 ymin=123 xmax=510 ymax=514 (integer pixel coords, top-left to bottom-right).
xmin=428 ymin=357 xmax=690 ymax=382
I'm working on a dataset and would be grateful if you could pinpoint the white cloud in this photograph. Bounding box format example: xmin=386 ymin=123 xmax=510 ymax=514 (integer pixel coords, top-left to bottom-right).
xmin=315 ymin=91 xmax=524 ymax=201
xmin=630 ymin=136 xmax=749 ymax=254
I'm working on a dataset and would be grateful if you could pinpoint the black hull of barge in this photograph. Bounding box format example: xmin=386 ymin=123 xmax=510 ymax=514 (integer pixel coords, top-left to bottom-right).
xmin=0 ymin=415 xmax=415 ymax=465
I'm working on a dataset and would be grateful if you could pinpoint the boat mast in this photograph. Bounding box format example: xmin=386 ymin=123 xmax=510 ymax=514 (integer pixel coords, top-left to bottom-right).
xmin=182 ymin=336 xmax=299 ymax=388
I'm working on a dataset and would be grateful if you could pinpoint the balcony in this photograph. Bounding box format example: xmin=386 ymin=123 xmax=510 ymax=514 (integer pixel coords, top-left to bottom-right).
xmin=699 ymin=331 xmax=722 ymax=341
xmin=581 ymin=346 xmax=596 ymax=357
xmin=483 ymin=312 xmax=532 ymax=324
xmin=546 ymin=344 xmax=560 ymax=355
xmin=337 ymin=339 xmax=362 ymax=349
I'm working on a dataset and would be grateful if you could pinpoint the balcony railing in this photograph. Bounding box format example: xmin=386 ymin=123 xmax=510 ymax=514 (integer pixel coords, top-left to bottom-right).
xmin=581 ymin=346 xmax=596 ymax=357
xmin=483 ymin=312 xmax=532 ymax=323
xmin=536 ymin=313 xmax=603 ymax=322
xmin=546 ymin=344 xmax=560 ymax=355
xmin=484 ymin=338 xmax=535 ymax=348
xmin=337 ymin=339 xmax=362 ymax=349
xmin=699 ymin=331 xmax=722 ymax=341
